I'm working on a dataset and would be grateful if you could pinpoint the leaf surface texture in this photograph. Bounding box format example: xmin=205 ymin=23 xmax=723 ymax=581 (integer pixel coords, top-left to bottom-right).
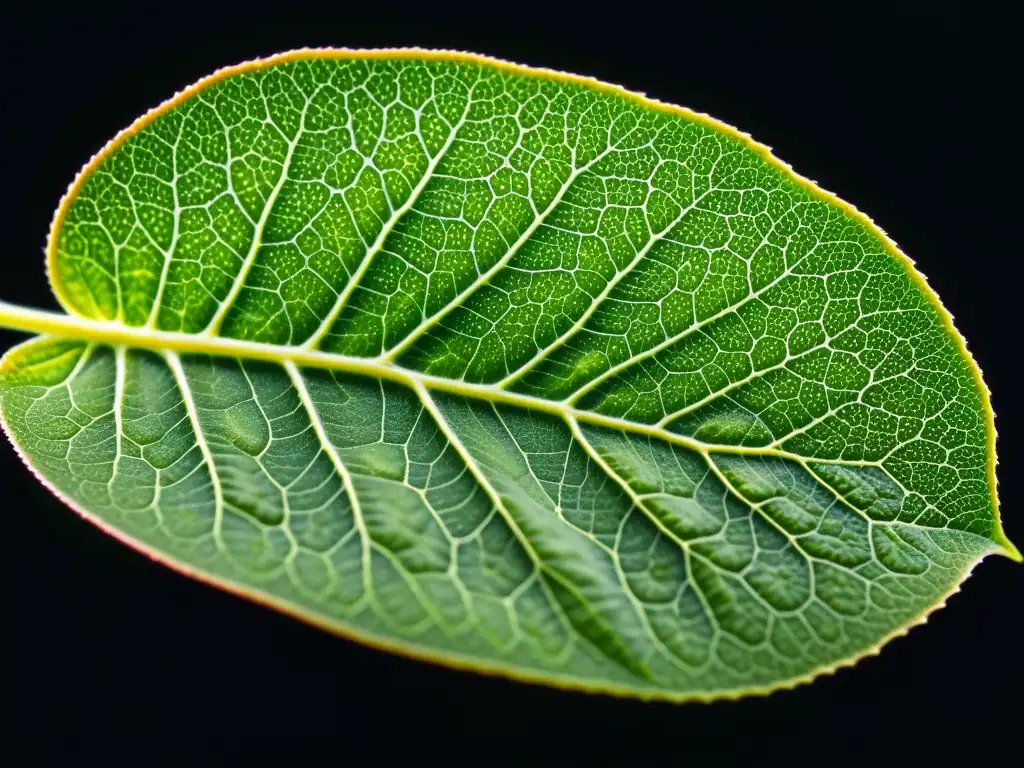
xmin=0 ymin=51 xmax=1011 ymax=700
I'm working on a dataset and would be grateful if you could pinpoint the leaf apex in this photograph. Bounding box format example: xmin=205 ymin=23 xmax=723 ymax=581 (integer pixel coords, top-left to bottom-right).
xmin=997 ymin=536 xmax=1023 ymax=563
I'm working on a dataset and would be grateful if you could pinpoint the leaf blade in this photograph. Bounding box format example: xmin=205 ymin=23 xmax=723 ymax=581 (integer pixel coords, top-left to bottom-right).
xmin=1 ymin=49 xmax=1015 ymax=701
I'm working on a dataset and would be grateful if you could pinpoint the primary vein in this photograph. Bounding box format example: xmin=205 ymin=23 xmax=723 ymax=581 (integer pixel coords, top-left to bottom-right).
xmin=0 ymin=300 xmax=883 ymax=470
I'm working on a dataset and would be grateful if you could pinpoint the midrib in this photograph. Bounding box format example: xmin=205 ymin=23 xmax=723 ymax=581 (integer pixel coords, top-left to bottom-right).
xmin=0 ymin=299 xmax=877 ymax=469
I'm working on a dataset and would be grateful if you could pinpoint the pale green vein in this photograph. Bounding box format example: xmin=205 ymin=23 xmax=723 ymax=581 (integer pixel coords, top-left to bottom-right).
xmin=302 ymin=83 xmax=478 ymax=351
xmin=285 ymin=360 xmax=373 ymax=597
xmin=164 ymin=350 xmax=225 ymax=539
xmin=379 ymin=144 xmax=618 ymax=364
xmin=108 ymin=345 xmax=127 ymax=494
xmin=497 ymin=157 xmax=733 ymax=390
xmin=0 ymin=300 xmax=897 ymax=473
xmin=239 ymin=362 xmax=299 ymax=554
xmin=412 ymin=379 xmax=654 ymax=678
xmin=565 ymin=239 xmax=865 ymax=405
xmin=654 ymin=344 xmax=828 ymax=428
xmin=698 ymin=451 xmax=821 ymax=606
xmin=566 ymin=417 xmax=737 ymax=649
xmin=565 ymin=414 xmax=693 ymax=554
xmin=203 ymin=93 xmax=316 ymax=337
xmin=492 ymin=409 xmax=697 ymax=674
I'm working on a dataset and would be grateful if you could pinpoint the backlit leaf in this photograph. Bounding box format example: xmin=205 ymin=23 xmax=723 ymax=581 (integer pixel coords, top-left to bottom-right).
xmin=0 ymin=50 xmax=1017 ymax=701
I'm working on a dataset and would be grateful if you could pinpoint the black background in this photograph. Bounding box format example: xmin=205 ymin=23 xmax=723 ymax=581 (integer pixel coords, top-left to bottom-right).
xmin=2 ymin=3 xmax=1021 ymax=763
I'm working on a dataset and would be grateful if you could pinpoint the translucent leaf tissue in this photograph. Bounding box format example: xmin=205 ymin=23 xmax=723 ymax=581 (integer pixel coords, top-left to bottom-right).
xmin=0 ymin=50 xmax=1017 ymax=702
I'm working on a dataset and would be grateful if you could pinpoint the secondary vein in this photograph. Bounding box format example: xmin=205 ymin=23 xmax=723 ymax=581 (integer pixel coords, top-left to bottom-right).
xmin=301 ymin=83 xmax=478 ymax=351
xmin=379 ymin=144 xmax=617 ymax=364
xmin=164 ymin=350 xmax=226 ymax=540
xmin=496 ymin=158 xmax=726 ymax=390
xmin=565 ymin=237 xmax=863 ymax=405
xmin=203 ymin=92 xmax=315 ymax=337
xmin=285 ymin=361 xmax=374 ymax=597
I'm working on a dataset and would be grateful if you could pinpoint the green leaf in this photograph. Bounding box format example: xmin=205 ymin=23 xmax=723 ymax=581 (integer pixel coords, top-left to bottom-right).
xmin=0 ymin=50 xmax=1016 ymax=701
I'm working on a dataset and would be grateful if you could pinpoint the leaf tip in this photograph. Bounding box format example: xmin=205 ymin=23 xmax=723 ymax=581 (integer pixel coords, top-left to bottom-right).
xmin=990 ymin=511 xmax=1021 ymax=563
xmin=997 ymin=536 xmax=1022 ymax=563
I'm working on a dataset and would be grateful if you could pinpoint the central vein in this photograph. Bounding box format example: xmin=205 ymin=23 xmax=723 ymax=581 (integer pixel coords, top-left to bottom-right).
xmin=0 ymin=299 xmax=874 ymax=469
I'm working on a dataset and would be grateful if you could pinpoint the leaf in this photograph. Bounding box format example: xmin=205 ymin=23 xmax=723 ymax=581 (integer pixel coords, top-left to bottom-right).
xmin=0 ymin=49 xmax=1017 ymax=702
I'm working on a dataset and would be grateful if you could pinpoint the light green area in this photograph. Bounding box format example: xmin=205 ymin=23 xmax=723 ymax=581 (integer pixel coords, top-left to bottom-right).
xmin=0 ymin=53 xmax=1012 ymax=700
